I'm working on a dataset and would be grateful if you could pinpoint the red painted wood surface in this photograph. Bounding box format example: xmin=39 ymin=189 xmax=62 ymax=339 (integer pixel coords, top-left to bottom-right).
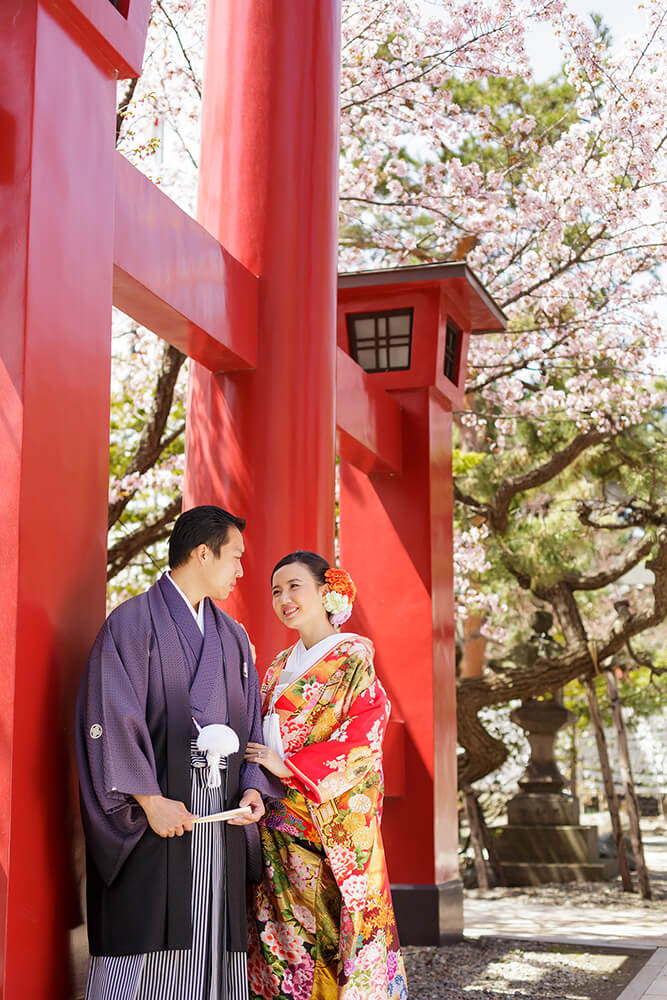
xmin=185 ymin=0 xmax=342 ymax=669
xmin=337 ymin=264 xmax=505 ymax=408
xmin=339 ymin=264 xmax=505 ymax=334
xmin=336 ymin=349 xmax=402 ymax=475
xmin=383 ymin=720 xmax=407 ymax=798
xmin=113 ymin=153 xmax=259 ymax=372
xmin=335 ymin=268 xmax=502 ymax=909
xmin=0 ymin=1 xmax=126 ymax=993
xmin=43 ymin=0 xmax=149 ymax=77
xmin=339 ymin=387 xmax=459 ymax=892
xmin=0 ymin=0 xmax=506 ymax=981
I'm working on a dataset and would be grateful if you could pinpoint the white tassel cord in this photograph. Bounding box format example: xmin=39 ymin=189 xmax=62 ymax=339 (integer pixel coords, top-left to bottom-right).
xmin=195 ymin=723 xmax=240 ymax=789
xmin=262 ymin=712 xmax=285 ymax=760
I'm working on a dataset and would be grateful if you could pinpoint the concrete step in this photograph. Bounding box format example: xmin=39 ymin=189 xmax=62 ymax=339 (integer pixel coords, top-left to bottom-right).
xmin=490 ymin=824 xmax=600 ymax=864
xmin=498 ymin=859 xmax=619 ymax=885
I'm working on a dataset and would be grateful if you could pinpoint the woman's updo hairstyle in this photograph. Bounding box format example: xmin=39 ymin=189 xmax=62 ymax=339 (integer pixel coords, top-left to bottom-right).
xmin=271 ymin=550 xmax=329 ymax=586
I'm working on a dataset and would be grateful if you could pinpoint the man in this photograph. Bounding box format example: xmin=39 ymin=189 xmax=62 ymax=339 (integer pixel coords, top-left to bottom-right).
xmin=76 ymin=506 xmax=281 ymax=999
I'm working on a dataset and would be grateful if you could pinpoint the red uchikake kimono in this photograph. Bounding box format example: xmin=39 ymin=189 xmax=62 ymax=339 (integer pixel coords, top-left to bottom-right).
xmin=248 ymin=635 xmax=408 ymax=1000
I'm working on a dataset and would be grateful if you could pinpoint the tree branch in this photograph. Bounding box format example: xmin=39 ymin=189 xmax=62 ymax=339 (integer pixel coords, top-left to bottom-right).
xmin=107 ymin=495 xmax=182 ymax=580
xmin=578 ymin=498 xmax=667 ymax=530
xmin=340 ymin=19 xmax=522 ymax=113
xmin=457 ymin=704 xmax=509 ymax=786
xmin=453 ymin=482 xmax=492 ymax=518
xmin=457 ymin=533 xmax=667 ymax=785
xmin=116 ymin=77 xmax=139 ymax=147
xmin=562 ymin=534 xmax=654 ymax=591
xmin=461 ymin=536 xmax=667 ymax=709
xmin=108 ymin=343 xmax=186 ymax=528
xmin=489 ymin=427 xmax=614 ymax=534
xmin=155 ymin=1 xmax=202 ymax=98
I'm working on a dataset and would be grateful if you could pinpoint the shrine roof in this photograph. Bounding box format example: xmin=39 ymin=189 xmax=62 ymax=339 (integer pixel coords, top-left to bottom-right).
xmin=338 ymin=262 xmax=507 ymax=334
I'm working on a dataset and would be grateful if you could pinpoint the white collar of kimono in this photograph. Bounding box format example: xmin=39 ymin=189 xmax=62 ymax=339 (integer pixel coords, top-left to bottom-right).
xmin=263 ymin=633 xmax=358 ymax=758
xmin=165 ymin=571 xmax=205 ymax=635
xmin=274 ymin=632 xmax=358 ymax=699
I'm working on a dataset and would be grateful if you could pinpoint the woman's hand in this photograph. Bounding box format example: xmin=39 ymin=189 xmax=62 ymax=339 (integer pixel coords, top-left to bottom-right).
xmin=245 ymin=742 xmax=292 ymax=779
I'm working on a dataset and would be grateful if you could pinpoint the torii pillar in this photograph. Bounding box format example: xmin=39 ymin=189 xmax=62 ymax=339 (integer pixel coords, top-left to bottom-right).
xmin=184 ymin=0 xmax=341 ymax=661
xmin=0 ymin=0 xmax=150 ymax=994
xmin=1 ymin=0 xmax=489 ymax=991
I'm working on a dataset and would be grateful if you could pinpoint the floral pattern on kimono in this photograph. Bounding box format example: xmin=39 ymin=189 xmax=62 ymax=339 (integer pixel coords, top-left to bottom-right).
xmin=248 ymin=636 xmax=408 ymax=1000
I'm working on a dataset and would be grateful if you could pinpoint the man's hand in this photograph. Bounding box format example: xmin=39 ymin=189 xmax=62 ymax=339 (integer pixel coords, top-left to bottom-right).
xmin=227 ymin=788 xmax=265 ymax=826
xmin=134 ymin=794 xmax=197 ymax=838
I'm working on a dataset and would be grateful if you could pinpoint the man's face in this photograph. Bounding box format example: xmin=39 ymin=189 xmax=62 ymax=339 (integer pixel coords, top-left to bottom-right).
xmin=200 ymin=526 xmax=245 ymax=601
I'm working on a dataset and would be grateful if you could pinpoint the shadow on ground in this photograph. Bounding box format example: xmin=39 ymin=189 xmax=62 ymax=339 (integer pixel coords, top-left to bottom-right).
xmin=403 ymin=938 xmax=649 ymax=1000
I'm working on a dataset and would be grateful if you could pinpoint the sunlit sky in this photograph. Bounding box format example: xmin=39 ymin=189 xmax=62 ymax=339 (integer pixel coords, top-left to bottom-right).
xmin=524 ymin=0 xmax=653 ymax=79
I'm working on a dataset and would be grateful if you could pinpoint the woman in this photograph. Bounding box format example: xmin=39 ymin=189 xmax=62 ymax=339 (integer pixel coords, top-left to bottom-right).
xmin=245 ymin=551 xmax=408 ymax=1000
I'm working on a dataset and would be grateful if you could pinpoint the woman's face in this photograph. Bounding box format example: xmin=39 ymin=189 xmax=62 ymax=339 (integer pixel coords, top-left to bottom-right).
xmin=271 ymin=563 xmax=328 ymax=631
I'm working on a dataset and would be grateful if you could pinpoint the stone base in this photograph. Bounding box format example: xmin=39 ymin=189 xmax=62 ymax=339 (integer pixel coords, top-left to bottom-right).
xmin=491 ymin=824 xmax=600 ymax=864
xmin=507 ymin=792 xmax=580 ymax=826
xmin=498 ymin=859 xmax=618 ymax=885
xmin=391 ymin=879 xmax=463 ymax=945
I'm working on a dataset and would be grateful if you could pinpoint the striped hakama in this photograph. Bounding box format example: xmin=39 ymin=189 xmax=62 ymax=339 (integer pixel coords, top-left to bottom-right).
xmin=85 ymin=748 xmax=248 ymax=1000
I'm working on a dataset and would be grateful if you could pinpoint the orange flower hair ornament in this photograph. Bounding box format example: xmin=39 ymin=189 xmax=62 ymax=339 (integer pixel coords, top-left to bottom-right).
xmin=323 ymin=568 xmax=357 ymax=626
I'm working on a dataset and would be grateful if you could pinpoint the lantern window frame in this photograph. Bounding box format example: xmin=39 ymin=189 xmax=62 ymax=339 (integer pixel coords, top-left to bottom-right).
xmin=346 ymin=307 xmax=414 ymax=374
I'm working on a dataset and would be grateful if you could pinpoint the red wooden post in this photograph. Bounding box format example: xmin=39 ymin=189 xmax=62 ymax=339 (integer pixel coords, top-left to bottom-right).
xmin=336 ymin=266 xmax=505 ymax=943
xmin=185 ymin=0 xmax=341 ymax=666
xmin=339 ymin=397 xmax=460 ymax=942
xmin=0 ymin=2 xmax=148 ymax=994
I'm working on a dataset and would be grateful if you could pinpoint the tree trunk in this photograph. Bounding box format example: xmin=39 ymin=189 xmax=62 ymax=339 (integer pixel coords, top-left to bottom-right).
xmin=583 ymin=677 xmax=634 ymax=892
xmin=107 ymin=494 xmax=183 ymax=580
xmin=569 ymin=716 xmax=578 ymax=798
xmin=605 ymin=669 xmax=652 ymax=900
xmin=462 ymin=785 xmax=489 ymax=889
xmin=108 ymin=343 xmax=186 ymax=529
xmin=459 ymin=614 xmax=486 ymax=678
xmin=476 ymin=794 xmax=505 ymax=887
xmin=456 ymin=535 xmax=667 ymax=790
xmin=457 ymin=696 xmax=509 ymax=786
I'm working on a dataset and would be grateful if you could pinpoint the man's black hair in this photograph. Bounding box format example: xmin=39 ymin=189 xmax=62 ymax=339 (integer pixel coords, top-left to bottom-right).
xmin=169 ymin=505 xmax=246 ymax=569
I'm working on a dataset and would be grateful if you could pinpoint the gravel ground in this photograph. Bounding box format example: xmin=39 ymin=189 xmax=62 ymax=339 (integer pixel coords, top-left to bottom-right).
xmin=403 ymin=938 xmax=647 ymax=1000
xmin=403 ymin=818 xmax=667 ymax=999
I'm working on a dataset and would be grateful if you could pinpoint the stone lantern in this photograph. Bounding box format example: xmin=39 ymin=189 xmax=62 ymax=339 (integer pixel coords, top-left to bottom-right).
xmin=491 ymin=696 xmax=618 ymax=884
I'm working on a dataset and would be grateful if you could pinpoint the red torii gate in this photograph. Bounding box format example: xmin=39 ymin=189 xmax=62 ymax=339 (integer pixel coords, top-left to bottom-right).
xmin=0 ymin=0 xmax=504 ymax=995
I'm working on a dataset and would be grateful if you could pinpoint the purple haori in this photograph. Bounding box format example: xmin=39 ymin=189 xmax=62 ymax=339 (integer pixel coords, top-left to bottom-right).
xmin=75 ymin=575 xmax=281 ymax=988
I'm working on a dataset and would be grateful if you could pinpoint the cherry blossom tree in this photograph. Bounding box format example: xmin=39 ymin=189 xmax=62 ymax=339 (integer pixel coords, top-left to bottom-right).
xmin=333 ymin=0 xmax=666 ymax=782
xmin=109 ymin=0 xmax=667 ymax=783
